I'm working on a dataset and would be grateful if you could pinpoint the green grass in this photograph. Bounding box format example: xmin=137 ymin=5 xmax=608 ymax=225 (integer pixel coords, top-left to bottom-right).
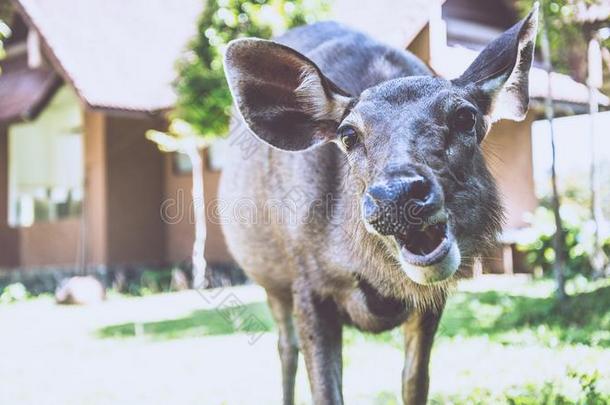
xmin=94 ymin=278 xmax=610 ymax=347
xmin=438 ymin=283 xmax=610 ymax=347
xmin=343 ymin=278 xmax=610 ymax=350
xmin=97 ymin=302 xmax=274 ymax=340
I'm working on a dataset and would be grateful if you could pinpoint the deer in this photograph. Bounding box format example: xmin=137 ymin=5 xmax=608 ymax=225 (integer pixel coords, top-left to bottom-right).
xmin=220 ymin=5 xmax=538 ymax=404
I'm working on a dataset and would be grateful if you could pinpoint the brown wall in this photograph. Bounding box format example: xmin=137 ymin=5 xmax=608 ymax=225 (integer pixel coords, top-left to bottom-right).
xmin=0 ymin=227 xmax=19 ymax=268
xmin=19 ymin=219 xmax=81 ymax=268
xmin=104 ymin=115 xmax=166 ymax=266
xmin=0 ymin=124 xmax=20 ymax=267
xmin=408 ymin=23 xmax=432 ymax=64
xmin=0 ymin=124 xmax=8 ymax=226
xmin=83 ymin=112 xmax=167 ymax=268
xmin=483 ymin=112 xmax=538 ymax=230
xmin=202 ymin=158 xmax=232 ymax=264
xmin=163 ymin=153 xmax=193 ymax=264
xmin=163 ymin=151 xmax=232 ymax=265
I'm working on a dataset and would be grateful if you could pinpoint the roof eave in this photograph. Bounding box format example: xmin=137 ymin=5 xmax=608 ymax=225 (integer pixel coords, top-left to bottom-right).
xmin=86 ymin=104 xmax=170 ymax=120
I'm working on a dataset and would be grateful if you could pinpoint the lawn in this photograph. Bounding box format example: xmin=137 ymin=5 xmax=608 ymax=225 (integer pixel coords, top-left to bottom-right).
xmin=1 ymin=276 xmax=609 ymax=405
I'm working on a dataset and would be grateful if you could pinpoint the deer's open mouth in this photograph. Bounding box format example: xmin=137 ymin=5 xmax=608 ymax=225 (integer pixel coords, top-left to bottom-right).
xmin=393 ymin=222 xmax=460 ymax=284
xmin=395 ymin=222 xmax=452 ymax=266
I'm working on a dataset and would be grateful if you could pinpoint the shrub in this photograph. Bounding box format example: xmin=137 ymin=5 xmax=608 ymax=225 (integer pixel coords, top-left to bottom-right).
xmin=0 ymin=283 xmax=29 ymax=304
xmin=516 ymin=204 xmax=610 ymax=279
xmin=433 ymin=369 xmax=610 ymax=405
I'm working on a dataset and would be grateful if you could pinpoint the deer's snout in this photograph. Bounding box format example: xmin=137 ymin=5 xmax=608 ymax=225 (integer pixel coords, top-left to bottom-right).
xmin=363 ymin=173 xmax=442 ymax=236
xmin=362 ymin=170 xmax=459 ymax=284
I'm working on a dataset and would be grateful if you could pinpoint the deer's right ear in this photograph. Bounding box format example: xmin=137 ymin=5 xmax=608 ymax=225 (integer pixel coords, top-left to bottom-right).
xmin=224 ymin=38 xmax=352 ymax=151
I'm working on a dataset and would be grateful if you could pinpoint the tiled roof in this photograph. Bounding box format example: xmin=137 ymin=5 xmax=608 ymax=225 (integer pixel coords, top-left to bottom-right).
xmin=14 ymin=0 xmax=203 ymax=113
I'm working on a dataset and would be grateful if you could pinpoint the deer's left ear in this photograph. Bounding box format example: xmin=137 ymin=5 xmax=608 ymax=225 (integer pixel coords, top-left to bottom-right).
xmin=453 ymin=5 xmax=539 ymax=122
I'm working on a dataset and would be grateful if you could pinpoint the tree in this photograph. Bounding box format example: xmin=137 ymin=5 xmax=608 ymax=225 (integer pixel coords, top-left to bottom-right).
xmin=147 ymin=0 xmax=328 ymax=288
xmin=518 ymin=0 xmax=610 ymax=81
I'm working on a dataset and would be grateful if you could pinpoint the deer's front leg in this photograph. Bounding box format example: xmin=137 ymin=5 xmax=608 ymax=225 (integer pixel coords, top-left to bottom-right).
xmin=293 ymin=279 xmax=343 ymax=405
xmin=268 ymin=291 xmax=299 ymax=405
xmin=402 ymin=306 xmax=444 ymax=405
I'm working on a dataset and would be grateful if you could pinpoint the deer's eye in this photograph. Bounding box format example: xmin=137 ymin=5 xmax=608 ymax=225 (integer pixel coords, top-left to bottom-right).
xmin=453 ymin=106 xmax=477 ymax=133
xmin=338 ymin=125 xmax=359 ymax=150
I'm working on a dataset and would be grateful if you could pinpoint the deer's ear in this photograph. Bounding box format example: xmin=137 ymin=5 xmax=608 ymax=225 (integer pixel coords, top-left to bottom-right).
xmin=453 ymin=5 xmax=538 ymax=122
xmin=224 ymin=38 xmax=352 ymax=151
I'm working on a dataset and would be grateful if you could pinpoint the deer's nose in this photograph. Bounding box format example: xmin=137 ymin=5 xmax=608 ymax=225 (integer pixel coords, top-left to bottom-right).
xmin=363 ymin=174 xmax=440 ymax=235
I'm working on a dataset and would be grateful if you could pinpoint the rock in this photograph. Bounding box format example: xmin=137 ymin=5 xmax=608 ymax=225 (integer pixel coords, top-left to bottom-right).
xmin=55 ymin=276 xmax=106 ymax=305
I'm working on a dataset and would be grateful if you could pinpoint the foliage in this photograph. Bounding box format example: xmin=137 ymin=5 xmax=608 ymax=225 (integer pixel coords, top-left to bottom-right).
xmin=437 ymin=280 xmax=610 ymax=347
xmin=431 ymin=370 xmax=610 ymax=405
xmin=516 ymin=202 xmax=610 ymax=279
xmin=115 ymin=268 xmax=175 ymax=296
xmin=138 ymin=270 xmax=174 ymax=295
xmin=0 ymin=0 xmax=12 ymax=66
xmin=517 ymin=0 xmax=610 ymax=79
xmin=0 ymin=18 xmax=8 ymax=65
xmin=174 ymin=0 xmax=329 ymax=138
xmin=0 ymin=283 xmax=29 ymax=304
xmin=348 ymin=278 xmax=610 ymax=348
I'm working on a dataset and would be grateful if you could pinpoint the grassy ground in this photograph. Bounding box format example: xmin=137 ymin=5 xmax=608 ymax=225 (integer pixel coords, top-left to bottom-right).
xmin=1 ymin=276 xmax=609 ymax=404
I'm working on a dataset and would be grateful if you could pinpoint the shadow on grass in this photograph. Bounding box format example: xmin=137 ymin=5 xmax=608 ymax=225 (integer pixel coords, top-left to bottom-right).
xmin=97 ymin=302 xmax=274 ymax=340
xmin=437 ymin=285 xmax=610 ymax=347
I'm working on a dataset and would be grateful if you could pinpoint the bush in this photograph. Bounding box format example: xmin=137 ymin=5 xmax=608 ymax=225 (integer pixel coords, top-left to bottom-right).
xmin=433 ymin=369 xmax=610 ymax=405
xmin=516 ymin=204 xmax=610 ymax=279
xmin=139 ymin=270 xmax=173 ymax=295
xmin=0 ymin=283 xmax=29 ymax=304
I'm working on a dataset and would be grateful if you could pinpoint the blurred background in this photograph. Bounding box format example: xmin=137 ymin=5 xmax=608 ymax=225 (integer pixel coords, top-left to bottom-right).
xmin=0 ymin=0 xmax=609 ymax=404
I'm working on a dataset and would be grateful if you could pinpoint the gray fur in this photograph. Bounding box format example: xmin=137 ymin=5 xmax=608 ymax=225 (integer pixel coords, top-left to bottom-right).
xmin=221 ymin=9 xmax=538 ymax=405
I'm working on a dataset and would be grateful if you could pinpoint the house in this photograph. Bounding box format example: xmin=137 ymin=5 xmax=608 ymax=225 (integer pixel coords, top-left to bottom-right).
xmin=0 ymin=0 xmax=235 ymax=288
xmin=0 ymin=0 xmax=606 ymax=288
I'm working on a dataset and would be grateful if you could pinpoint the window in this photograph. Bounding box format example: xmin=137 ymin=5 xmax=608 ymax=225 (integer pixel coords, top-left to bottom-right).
xmin=8 ymin=86 xmax=83 ymax=227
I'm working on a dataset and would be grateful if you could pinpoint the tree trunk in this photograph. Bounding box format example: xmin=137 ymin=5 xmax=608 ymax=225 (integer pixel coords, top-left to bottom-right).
xmin=541 ymin=14 xmax=567 ymax=301
xmin=185 ymin=140 xmax=207 ymax=289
